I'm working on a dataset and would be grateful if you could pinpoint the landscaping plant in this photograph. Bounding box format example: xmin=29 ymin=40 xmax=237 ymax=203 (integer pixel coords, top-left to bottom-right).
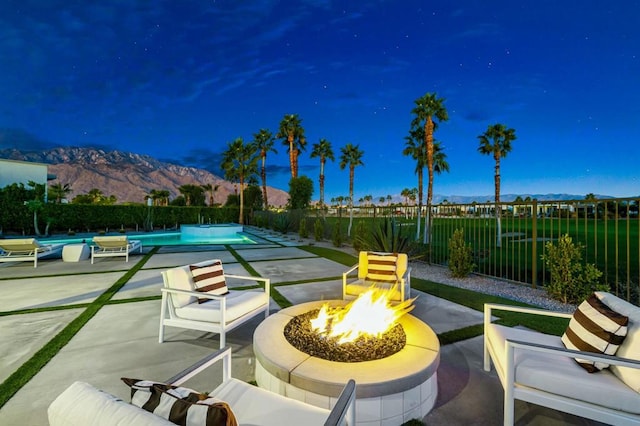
xmin=298 ymin=217 xmax=308 ymax=238
xmin=541 ymin=234 xmax=607 ymax=304
xmin=448 ymin=228 xmax=475 ymax=278
xmin=314 ymin=218 xmax=324 ymax=241
xmin=332 ymin=221 xmax=343 ymax=247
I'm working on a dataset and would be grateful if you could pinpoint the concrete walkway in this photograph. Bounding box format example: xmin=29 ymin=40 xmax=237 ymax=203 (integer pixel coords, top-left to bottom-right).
xmin=0 ymin=227 xmax=602 ymax=425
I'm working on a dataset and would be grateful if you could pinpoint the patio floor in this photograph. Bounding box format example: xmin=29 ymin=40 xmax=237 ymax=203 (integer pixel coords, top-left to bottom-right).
xmin=0 ymin=226 xmax=603 ymax=425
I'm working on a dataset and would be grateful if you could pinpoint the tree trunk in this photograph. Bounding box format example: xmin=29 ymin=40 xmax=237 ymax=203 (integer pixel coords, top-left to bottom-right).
xmin=239 ymin=176 xmax=245 ymax=224
xmin=424 ymin=116 xmax=434 ymax=250
xmin=319 ymin=160 xmax=325 ymax=219
xmin=288 ymin=134 xmax=295 ymax=178
xmin=416 ymin=169 xmax=423 ymax=240
xmin=261 ymin=155 xmax=268 ymax=209
xmin=33 ymin=210 xmax=41 ymax=236
xmin=348 ymin=167 xmax=354 ymax=236
xmin=495 ymin=154 xmax=502 ymax=247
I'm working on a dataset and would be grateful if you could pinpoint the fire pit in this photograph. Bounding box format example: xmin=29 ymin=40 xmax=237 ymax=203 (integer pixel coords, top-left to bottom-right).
xmin=253 ymin=297 xmax=440 ymax=425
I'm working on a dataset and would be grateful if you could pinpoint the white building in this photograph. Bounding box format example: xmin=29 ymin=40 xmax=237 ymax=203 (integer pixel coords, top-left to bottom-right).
xmin=0 ymin=159 xmax=55 ymax=201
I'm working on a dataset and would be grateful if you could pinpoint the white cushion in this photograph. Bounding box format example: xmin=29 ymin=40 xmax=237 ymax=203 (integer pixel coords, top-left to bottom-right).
xmin=212 ymin=378 xmax=330 ymax=426
xmin=487 ymin=323 xmax=640 ymax=413
xmin=175 ymin=291 xmax=268 ymax=323
xmin=598 ymin=292 xmax=640 ymax=392
xmin=164 ymin=265 xmax=196 ymax=308
xmin=48 ymin=381 xmax=173 ymax=426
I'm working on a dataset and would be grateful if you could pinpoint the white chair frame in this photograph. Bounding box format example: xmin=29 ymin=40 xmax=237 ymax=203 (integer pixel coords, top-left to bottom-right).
xmin=159 ymin=272 xmax=270 ymax=348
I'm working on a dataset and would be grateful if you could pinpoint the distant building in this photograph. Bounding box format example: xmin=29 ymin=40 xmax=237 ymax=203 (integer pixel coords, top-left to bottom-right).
xmin=0 ymin=159 xmax=56 ymax=202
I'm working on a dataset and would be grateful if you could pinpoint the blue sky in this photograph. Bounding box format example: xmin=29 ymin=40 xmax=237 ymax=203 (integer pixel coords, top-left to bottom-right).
xmin=1 ymin=1 xmax=638 ymax=201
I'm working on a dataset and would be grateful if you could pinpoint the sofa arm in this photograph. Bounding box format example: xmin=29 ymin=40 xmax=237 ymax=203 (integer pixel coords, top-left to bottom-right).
xmin=484 ymin=303 xmax=572 ymax=327
xmin=325 ymin=379 xmax=356 ymax=426
xmin=166 ymin=346 xmax=231 ymax=386
xmin=505 ymin=339 xmax=640 ymax=371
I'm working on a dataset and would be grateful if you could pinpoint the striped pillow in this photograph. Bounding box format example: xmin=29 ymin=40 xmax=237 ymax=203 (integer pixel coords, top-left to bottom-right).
xmin=122 ymin=378 xmax=237 ymax=426
xmin=561 ymin=293 xmax=629 ymax=373
xmin=366 ymin=252 xmax=399 ymax=283
xmin=190 ymin=261 xmax=228 ymax=303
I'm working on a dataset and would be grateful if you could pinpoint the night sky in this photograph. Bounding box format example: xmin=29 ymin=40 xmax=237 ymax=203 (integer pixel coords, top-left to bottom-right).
xmin=1 ymin=1 xmax=638 ymax=200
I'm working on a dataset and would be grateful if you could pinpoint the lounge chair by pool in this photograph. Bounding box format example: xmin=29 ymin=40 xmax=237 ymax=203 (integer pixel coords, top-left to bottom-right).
xmin=0 ymin=238 xmax=64 ymax=268
xmin=91 ymin=236 xmax=142 ymax=264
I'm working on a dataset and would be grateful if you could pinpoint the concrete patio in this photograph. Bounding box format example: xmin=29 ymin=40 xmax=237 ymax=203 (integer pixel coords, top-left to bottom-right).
xmin=0 ymin=227 xmax=603 ymax=425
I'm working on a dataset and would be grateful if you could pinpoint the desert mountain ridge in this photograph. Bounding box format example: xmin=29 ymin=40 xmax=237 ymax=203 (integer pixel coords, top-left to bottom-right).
xmin=0 ymin=146 xmax=290 ymax=206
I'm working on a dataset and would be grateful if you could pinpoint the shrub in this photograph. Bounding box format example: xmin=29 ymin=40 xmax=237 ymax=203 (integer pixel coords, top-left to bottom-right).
xmin=448 ymin=228 xmax=475 ymax=278
xmin=273 ymin=213 xmax=291 ymax=234
xmin=332 ymin=221 xmax=343 ymax=247
xmin=299 ymin=218 xmax=308 ymax=238
xmin=541 ymin=234 xmax=607 ymax=304
xmin=314 ymin=219 xmax=324 ymax=241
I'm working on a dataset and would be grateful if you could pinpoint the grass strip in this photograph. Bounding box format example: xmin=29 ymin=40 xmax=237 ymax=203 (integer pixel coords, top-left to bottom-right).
xmin=0 ymin=303 xmax=91 ymax=317
xmin=299 ymin=246 xmax=357 ymax=266
xmin=226 ymin=245 xmax=260 ymax=277
xmin=437 ymin=324 xmax=485 ymax=345
xmin=0 ymin=247 xmax=158 ymax=409
xmin=273 ymin=276 xmax=340 ymax=286
xmin=0 ymin=269 xmax=131 ymax=281
xmin=269 ymin=286 xmax=292 ymax=309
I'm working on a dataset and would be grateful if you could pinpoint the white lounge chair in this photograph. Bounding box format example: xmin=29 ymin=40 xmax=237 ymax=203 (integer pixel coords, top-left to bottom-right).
xmin=91 ymin=236 xmax=142 ymax=264
xmin=159 ymin=259 xmax=270 ymax=348
xmin=0 ymin=238 xmax=64 ymax=268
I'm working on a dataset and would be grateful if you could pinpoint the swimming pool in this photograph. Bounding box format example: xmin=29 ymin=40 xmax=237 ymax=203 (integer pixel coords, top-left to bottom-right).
xmin=40 ymin=230 xmax=256 ymax=246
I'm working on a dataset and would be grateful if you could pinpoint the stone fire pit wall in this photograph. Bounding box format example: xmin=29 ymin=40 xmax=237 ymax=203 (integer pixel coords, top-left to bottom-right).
xmin=253 ymin=300 xmax=440 ymax=426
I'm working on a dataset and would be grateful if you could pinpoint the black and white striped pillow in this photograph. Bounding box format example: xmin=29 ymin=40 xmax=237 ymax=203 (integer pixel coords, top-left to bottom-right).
xmin=121 ymin=378 xmax=237 ymax=426
xmin=190 ymin=261 xmax=228 ymax=303
xmin=561 ymin=293 xmax=629 ymax=373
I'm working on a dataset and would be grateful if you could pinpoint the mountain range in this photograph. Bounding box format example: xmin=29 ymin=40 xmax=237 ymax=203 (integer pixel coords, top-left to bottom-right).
xmin=0 ymin=146 xmax=612 ymax=206
xmin=0 ymin=146 xmax=290 ymax=206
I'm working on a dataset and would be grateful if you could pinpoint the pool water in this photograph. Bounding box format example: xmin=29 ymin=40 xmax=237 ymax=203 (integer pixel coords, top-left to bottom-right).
xmin=41 ymin=231 xmax=256 ymax=246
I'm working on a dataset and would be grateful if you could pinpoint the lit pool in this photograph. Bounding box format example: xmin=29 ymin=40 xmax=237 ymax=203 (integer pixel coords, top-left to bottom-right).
xmin=40 ymin=231 xmax=256 ymax=246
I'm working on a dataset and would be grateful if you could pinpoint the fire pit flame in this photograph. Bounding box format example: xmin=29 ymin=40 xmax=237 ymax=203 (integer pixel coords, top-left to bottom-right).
xmin=310 ymin=286 xmax=415 ymax=344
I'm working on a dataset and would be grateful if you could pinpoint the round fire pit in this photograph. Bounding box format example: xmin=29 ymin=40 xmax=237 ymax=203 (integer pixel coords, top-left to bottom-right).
xmin=253 ymin=300 xmax=440 ymax=425
xmin=284 ymin=308 xmax=406 ymax=362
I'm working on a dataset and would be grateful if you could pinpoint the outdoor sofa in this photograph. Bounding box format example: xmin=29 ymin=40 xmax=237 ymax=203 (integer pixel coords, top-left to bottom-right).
xmin=484 ymin=291 xmax=640 ymax=425
xmin=48 ymin=346 xmax=356 ymax=426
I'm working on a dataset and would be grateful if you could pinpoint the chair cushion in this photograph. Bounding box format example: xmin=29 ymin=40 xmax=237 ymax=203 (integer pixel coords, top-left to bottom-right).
xmin=487 ymin=323 xmax=640 ymax=414
xmin=122 ymin=378 xmax=237 ymax=426
xmin=48 ymin=381 xmax=174 ymax=426
xmin=190 ymin=261 xmax=228 ymax=303
xmin=175 ymin=290 xmax=268 ymax=323
xmin=164 ymin=266 xmax=197 ymax=308
xmin=358 ymin=251 xmax=407 ymax=283
xmin=561 ymin=292 xmax=628 ymax=372
xmin=598 ymin=292 xmax=640 ymax=393
xmin=211 ymin=378 xmax=330 ymax=426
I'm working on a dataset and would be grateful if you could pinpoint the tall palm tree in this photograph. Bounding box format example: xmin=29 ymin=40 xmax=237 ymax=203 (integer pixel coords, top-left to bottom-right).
xmin=277 ymin=114 xmax=306 ymax=178
xmin=221 ymin=138 xmax=258 ymax=224
xmin=310 ymin=138 xmax=335 ymax=215
xmin=477 ymin=123 xmax=517 ymax=247
xmin=339 ymin=143 xmax=364 ymax=236
xmin=411 ymin=92 xmax=448 ymax=249
xmin=252 ymin=128 xmax=277 ymax=209
xmin=403 ymin=126 xmax=426 ymax=238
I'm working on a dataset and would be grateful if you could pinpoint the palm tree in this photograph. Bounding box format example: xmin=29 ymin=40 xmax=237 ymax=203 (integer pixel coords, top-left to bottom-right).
xmin=252 ymin=128 xmax=277 ymax=209
xmin=339 ymin=143 xmax=364 ymax=236
xmin=221 ymin=138 xmax=258 ymax=224
xmin=477 ymin=123 xmax=517 ymax=247
xmin=379 ymin=196 xmax=385 ymax=205
xmin=48 ymin=182 xmax=72 ymax=204
xmin=411 ymin=92 xmax=448 ymax=249
xmin=201 ymin=184 xmax=216 ymax=207
xmin=403 ymin=127 xmax=426 ymax=238
xmin=386 ymin=195 xmax=392 ymax=206
xmin=277 ymin=114 xmax=306 ymax=178
xmin=310 ymin=138 xmax=335 ymax=215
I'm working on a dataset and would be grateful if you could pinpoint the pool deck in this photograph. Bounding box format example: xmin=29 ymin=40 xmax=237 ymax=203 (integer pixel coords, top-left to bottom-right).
xmin=0 ymin=226 xmax=602 ymax=425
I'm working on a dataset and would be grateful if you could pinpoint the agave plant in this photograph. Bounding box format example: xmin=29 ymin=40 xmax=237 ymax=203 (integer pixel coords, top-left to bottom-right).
xmin=356 ymin=218 xmax=413 ymax=254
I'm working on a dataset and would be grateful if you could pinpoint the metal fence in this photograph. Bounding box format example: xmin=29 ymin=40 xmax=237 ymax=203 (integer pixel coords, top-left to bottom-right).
xmin=321 ymin=197 xmax=640 ymax=304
